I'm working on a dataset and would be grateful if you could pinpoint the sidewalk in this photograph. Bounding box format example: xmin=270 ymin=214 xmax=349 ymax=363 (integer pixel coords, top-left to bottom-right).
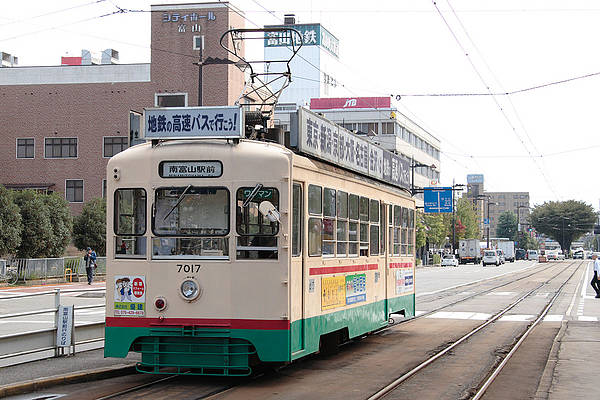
xmin=0 ymin=349 xmax=139 ymax=397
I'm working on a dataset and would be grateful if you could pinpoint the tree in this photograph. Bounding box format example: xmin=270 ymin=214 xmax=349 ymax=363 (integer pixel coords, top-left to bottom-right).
xmin=516 ymin=231 xmax=537 ymax=250
xmin=73 ymin=198 xmax=106 ymax=256
xmin=43 ymin=193 xmax=73 ymax=257
xmin=13 ymin=190 xmax=53 ymax=258
xmin=423 ymin=213 xmax=448 ymax=248
xmin=530 ymin=200 xmax=596 ymax=252
xmin=0 ymin=186 xmax=22 ymax=256
xmin=416 ymin=211 xmax=427 ymax=249
xmin=496 ymin=211 xmax=518 ymax=241
xmin=452 ymin=197 xmax=480 ymax=241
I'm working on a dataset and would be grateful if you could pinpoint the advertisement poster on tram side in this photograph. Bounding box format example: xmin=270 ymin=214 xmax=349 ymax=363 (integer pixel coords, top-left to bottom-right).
xmin=345 ymin=274 xmax=367 ymax=305
xmin=321 ymin=276 xmax=346 ymax=310
xmin=395 ymin=268 xmax=414 ymax=295
xmin=114 ymin=275 xmax=146 ymax=316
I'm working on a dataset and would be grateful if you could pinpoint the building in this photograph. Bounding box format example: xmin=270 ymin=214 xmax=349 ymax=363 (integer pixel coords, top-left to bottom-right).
xmin=264 ymin=15 xmax=345 ymax=105
xmin=485 ymin=191 xmax=530 ymax=238
xmin=0 ymin=2 xmax=246 ymax=213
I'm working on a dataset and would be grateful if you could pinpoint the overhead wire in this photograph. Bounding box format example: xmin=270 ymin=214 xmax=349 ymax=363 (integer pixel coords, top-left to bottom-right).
xmin=0 ymin=0 xmax=108 ymax=28
xmin=431 ymin=0 xmax=561 ymax=200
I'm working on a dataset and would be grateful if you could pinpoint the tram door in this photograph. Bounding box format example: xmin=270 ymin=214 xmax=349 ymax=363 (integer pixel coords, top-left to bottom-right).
xmin=290 ymin=183 xmax=305 ymax=353
xmin=381 ymin=203 xmax=389 ymax=317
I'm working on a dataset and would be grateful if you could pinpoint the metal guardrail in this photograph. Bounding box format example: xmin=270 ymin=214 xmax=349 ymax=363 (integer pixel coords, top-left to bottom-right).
xmin=0 ymin=288 xmax=105 ymax=365
xmin=0 ymin=257 xmax=107 ymax=283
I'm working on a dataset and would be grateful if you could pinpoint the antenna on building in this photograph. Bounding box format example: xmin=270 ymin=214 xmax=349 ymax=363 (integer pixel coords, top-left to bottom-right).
xmin=219 ymin=27 xmax=303 ymax=138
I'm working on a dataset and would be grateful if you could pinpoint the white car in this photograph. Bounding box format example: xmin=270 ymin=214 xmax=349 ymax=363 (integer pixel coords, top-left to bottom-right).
xmin=441 ymin=254 xmax=459 ymax=267
xmin=482 ymin=250 xmax=500 ymax=266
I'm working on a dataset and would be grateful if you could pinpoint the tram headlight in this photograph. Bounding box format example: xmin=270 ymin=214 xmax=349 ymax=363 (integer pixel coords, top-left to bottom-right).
xmin=154 ymin=297 xmax=167 ymax=311
xmin=180 ymin=279 xmax=201 ymax=301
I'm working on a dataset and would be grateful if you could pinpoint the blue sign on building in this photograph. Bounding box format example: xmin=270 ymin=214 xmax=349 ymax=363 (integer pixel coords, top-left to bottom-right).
xmin=424 ymin=187 xmax=453 ymax=213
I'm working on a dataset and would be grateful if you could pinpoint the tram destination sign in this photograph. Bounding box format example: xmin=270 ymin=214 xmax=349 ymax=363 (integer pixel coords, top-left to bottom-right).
xmin=159 ymin=161 xmax=223 ymax=178
xmin=143 ymin=106 xmax=244 ymax=140
xmin=292 ymin=108 xmax=410 ymax=189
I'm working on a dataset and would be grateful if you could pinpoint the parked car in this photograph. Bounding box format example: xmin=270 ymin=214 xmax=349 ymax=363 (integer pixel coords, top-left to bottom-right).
xmin=496 ymin=249 xmax=505 ymax=264
xmin=441 ymin=254 xmax=459 ymax=267
xmin=515 ymin=248 xmax=527 ymax=260
xmin=547 ymin=250 xmax=558 ymax=260
xmin=557 ymin=251 xmax=565 ymax=260
xmin=573 ymin=250 xmax=584 ymax=259
xmin=482 ymin=250 xmax=500 ymax=266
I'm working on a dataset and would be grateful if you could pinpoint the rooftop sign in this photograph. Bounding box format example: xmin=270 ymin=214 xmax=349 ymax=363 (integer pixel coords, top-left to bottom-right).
xmin=292 ymin=108 xmax=410 ymax=189
xmin=310 ymin=97 xmax=391 ymax=110
xmin=264 ymin=24 xmax=339 ymax=57
xmin=143 ymin=106 xmax=243 ymax=140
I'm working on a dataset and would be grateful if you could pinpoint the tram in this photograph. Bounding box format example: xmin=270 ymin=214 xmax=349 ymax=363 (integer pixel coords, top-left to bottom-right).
xmin=104 ymin=106 xmax=416 ymax=376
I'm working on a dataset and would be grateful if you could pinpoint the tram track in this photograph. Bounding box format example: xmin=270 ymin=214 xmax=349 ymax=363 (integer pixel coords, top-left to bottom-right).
xmin=366 ymin=260 xmax=584 ymax=400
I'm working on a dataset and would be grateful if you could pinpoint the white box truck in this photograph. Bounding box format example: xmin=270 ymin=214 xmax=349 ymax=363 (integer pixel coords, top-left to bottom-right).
xmin=497 ymin=241 xmax=515 ymax=262
xmin=458 ymin=239 xmax=481 ymax=264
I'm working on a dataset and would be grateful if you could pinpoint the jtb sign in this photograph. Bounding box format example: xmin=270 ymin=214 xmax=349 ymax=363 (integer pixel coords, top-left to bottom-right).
xmin=144 ymin=106 xmax=244 ymax=140
xmin=424 ymin=187 xmax=453 ymax=213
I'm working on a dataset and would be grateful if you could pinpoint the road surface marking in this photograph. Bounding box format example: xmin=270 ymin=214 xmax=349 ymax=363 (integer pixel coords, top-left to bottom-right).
xmin=543 ymin=315 xmax=563 ymax=322
xmin=567 ymin=265 xmax=587 ymax=316
xmin=578 ymin=316 xmax=598 ymax=321
xmin=485 ymin=291 xmax=515 ymax=296
xmin=499 ymin=314 xmax=535 ymax=322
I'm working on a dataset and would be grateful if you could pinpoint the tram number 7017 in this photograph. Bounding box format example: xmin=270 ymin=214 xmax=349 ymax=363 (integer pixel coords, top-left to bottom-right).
xmin=177 ymin=264 xmax=201 ymax=273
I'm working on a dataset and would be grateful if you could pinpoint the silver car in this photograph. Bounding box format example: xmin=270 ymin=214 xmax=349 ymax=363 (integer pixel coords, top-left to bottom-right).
xmin=482 ymin=250 xmax=500 ymax=266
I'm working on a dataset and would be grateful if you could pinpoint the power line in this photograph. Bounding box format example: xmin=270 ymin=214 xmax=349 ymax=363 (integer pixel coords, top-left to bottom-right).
xmin=0 ymin=0 xmax=107 ymax=28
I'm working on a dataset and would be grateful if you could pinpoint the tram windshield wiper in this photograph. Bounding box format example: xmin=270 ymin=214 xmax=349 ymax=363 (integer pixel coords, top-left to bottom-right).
xmin=242 ymin=183 xmax=263 ymax=208
xmin=163 ymin=184 xmax=192 ymax=221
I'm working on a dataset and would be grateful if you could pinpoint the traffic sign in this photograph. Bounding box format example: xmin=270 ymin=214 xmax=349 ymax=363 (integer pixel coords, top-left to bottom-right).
xmin=424 ymin=187 xmax=453 ymax=213
xmin=484 ymin=218 xmax=490 ymax=226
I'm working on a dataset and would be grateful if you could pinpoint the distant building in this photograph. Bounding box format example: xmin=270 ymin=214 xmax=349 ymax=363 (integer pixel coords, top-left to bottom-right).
xmin=485 ymin=191 xmax=530 ymax=237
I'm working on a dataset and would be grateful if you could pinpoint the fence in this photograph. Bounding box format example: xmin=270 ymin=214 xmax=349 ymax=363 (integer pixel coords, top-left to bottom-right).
xmin=0 ymin=288 xmax=105 ymax=366
xmin=1 ymin=257 xmax=106 ymax=283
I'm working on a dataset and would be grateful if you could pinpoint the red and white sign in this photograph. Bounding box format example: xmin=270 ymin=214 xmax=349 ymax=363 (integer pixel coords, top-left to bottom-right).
xmin=310 ymin=97 xmax=391 ymax=110
xmin=132 ymin=277 xmax=145 ymax=298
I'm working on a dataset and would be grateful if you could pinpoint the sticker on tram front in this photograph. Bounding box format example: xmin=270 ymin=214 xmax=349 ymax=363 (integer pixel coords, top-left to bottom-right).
xmin=114 ymin=275 xmax=146 ymax=316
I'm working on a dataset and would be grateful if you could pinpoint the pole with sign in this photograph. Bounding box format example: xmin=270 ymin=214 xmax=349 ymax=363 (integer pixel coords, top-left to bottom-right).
xmin=56 ymin=305 xmax=74 ymax=356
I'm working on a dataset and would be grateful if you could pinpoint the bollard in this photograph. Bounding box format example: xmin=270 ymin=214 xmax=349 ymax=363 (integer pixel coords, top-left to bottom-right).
xmin=64 ymin=268 xmax=72 ymax=282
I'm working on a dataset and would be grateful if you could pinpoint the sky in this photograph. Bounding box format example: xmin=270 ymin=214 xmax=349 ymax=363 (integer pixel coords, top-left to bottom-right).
xmin=1 ymin=0 xmax=599 ymax=209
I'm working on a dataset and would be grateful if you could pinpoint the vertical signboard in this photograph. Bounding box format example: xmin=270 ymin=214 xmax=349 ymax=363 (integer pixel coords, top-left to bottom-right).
xmin=56 ymin=305 xmax=74 ymax=347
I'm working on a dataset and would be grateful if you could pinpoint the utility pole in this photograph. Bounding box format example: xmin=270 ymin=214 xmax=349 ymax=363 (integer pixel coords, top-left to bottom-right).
xmin=487 ymin=199 xmax=496 ymax=249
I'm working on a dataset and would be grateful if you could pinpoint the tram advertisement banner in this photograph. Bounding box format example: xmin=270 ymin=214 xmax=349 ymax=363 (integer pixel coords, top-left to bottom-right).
xmin=295 ymin=108 xmax=410 ymax=190
xmin=144 ymin=106 xmax=244 ymax=139
xmin=395 ymin=268 xmax=414 ymax=295
xmin=114 ymin=275 xmax=146 ymax=316
xmin=321 ymin=276 xmax=346 ymax=310
xmin=345 ymin=274 xmax=367 ymax=305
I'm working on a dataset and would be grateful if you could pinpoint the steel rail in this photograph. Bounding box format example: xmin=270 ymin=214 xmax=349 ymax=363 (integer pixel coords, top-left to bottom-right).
xmin=367 ymin=260 xmax=582 ymax=400
xmin=95 ymin=374 xmax=180 ymax=400
xmin=471 ymin=261 xmax=581 ymax=399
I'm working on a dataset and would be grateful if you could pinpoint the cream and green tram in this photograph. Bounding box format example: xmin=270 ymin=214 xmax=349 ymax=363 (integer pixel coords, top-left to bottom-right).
xmin=104 ymin=137 xmax=416 ymax=376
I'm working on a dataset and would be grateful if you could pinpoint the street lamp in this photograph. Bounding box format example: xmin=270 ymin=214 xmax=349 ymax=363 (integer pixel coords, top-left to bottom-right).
xmin=487 ymin=200 xmax=497 ymax=249
xmin=451 ymin=183 xmax=466 ymax=253
xmin=410 ymin=157 xmax=437 ymax=197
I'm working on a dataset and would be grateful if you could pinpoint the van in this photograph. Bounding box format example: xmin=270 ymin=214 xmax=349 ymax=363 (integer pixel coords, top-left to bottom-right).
xmin=527 ymin=250 xmax=539 ymax=261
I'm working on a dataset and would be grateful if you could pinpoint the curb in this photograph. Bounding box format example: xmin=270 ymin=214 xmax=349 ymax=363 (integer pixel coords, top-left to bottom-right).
xmin=0 ymin=363 xmax=137 ymax=398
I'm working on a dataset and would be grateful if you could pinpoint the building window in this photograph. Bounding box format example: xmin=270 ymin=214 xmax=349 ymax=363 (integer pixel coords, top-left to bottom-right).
xmin=16 ymin=138 xmax=34 ymax=159
xmin=65 ymin=179 xmax=83 ymax=203
xmin=155 ymin=93 xmax=187 ymax=107
xmin=45 ymin=138 xmax=77 ymax=158
xmin=102 ymin=179 xmax=107 ymax=199
xmin=103 ymin=137 xmax=128 ymax=158
xmin=382 ymin=122 xmax=395 ymax=135
xmin=357 ymin=122 xmax=378 ymax=135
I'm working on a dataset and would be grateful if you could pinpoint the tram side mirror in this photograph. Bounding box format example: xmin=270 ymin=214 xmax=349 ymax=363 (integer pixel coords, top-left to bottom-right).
xmin=259 ymin=201 xmax=281 ymax=223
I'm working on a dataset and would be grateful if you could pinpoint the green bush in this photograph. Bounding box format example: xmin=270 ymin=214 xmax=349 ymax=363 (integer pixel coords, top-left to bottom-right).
xmin=73 ymin=198 xmax=106 ymax=256
xmin=43 ymin=194 xmax=73 ymax=257
xmin=0 ymin=185 xmax=22 ymax=256
xmin=433 ymin=254 xmax=441 ymax=265
xmin=13 ymin=190 xmax=53 ymax=258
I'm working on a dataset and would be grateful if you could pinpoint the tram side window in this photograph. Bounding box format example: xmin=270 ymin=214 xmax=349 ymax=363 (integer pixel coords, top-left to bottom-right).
xmin=152 ymin=187 xmax=229 ymax=259
xmin=292 ymin=184 xmax=302 ymax=257
xmin=308 ymin=185 xmax=323 ymax=257
xmin=359 ymin=197 xmax=369 ymax=256
xmin=401 ymin=207 xmax=409 ymax=255
xmin=236 ymin=187 xmax=279 ymax=260
xmin=370 ymin=199 xmax=379 ymax=256
xmin=349 ymin=194 xmax=359 ymax=256
xmin=336 ymin=191 xmax=348 ymax=256
xmin=322 ymin=188 xmax=336 ymax=256
xmin=114 ymin=189 xmax=147 ymax=258
xmin=380 ymin=203 xmax=386 ymax=255
xmin=408 ymin=209 xmax=415 ymax=255
xmin=308 ymin=218 xmax=322 ymax=256
xmin=393 ymin=205 xmax=401 ymax=256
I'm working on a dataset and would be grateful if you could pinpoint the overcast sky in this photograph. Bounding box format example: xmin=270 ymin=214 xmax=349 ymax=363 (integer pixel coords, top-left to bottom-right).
xmin=1 ymin=0 xmax=599 ymax=209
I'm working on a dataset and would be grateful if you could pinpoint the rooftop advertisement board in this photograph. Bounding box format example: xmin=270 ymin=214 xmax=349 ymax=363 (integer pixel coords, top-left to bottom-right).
xmin=292 ymin=107 xmax=410 ymax=190
xmin=143 ymin=106 xmax=244 ymax=140
xmin=310 ymin=97 xmax=391 ymax=110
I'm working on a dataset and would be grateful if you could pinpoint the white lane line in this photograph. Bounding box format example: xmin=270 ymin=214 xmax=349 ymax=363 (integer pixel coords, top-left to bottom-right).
xmin=416 ymin=262 xmax=537 ymax=298
xmin=499 ymin=314 xmax=535 ymax=322
xmin=566 ymin=265 xmax=587 ymax=316
xmin=485 ymin=291 xmax=516 ymax=296
xmin=543 ymin=315 xmax=564 ymax=322
xmin=415 ymin=311 xmax=427 ymax=316
xmin=427 ymin=311 xmax=492 ymax=320
xmin=578 ymin=316 xmax=598 ymax=322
